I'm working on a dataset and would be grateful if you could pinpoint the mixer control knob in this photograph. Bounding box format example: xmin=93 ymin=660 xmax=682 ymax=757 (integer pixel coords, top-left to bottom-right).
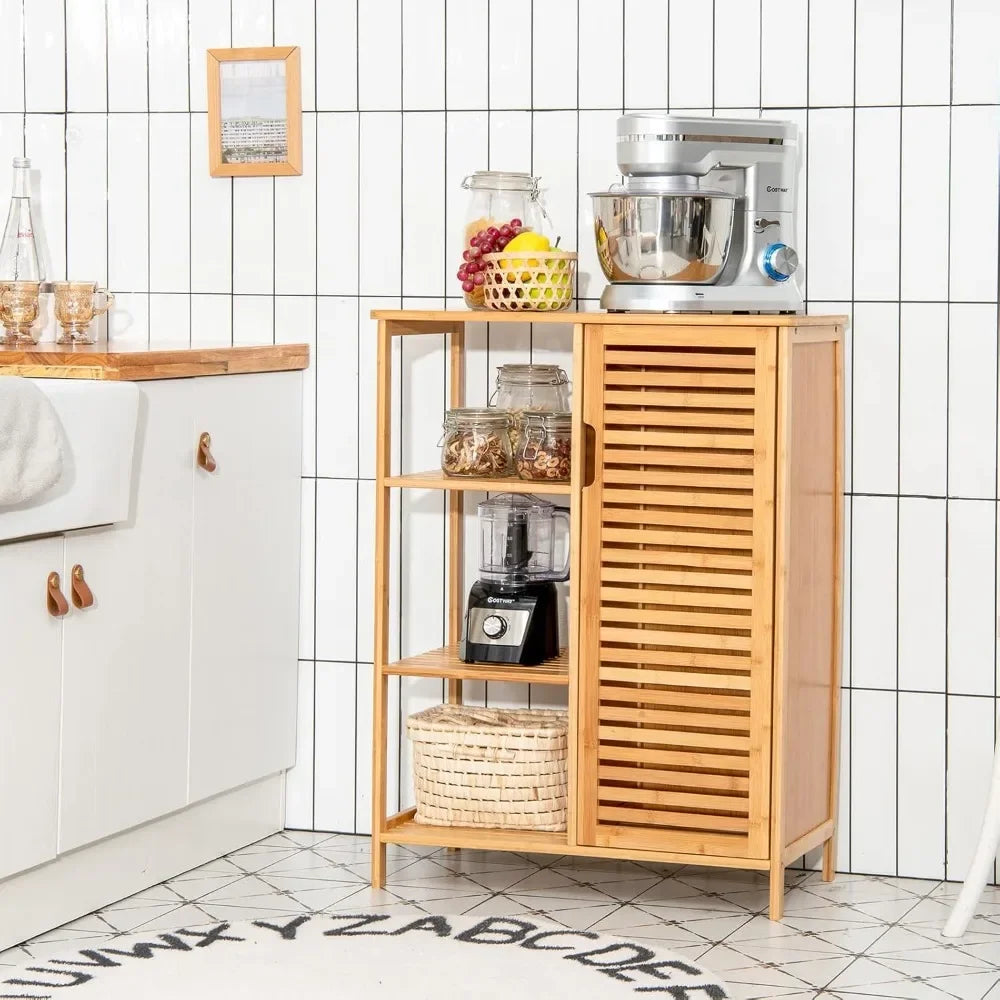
xmin=482 ymin=614 xmax=507 ymax=640
xmin=761 ymin=243 xmax=799 ymax=282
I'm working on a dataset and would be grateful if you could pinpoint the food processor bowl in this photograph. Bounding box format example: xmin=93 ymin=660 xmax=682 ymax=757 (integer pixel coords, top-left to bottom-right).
xmin=591 ymin=192 xmax=736 ymax=284
xmin=477 ymin=493 xmax=570 ymax=587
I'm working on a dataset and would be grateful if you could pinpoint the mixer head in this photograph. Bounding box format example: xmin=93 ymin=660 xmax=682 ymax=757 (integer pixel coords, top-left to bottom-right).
xmin=616 ymin=114 xmax=797 ymax=179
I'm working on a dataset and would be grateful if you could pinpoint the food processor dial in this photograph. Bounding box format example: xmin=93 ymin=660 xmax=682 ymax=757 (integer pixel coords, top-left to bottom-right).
xmin=760 ymin=243 xmax=799 ymax=282
xmin=482 ymin=614 xmax=507 ymax=639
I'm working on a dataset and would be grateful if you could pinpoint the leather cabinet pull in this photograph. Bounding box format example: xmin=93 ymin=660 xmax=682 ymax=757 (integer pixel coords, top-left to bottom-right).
xmin=47 ymin=571 xmax=69 ymax=618
xmin=71 ymin=564 xmax=95 ymax=609
xmin=197 ymin=432 xmax=217 ymax=473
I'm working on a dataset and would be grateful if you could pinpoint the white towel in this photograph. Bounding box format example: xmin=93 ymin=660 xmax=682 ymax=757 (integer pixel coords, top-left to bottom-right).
xmin=0 ymin=377 xmax=64 ymax=506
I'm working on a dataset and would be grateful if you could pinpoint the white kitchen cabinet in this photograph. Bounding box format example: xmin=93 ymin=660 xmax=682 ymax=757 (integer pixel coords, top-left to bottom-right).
xmin=0 ymin=535 xmax=64 ymax=879
xmin=0 ymin=347 xmax=306 ymax=951
xmin=58 ymin=381 xmax=195 ymax=853
xmin=188 ymin=373 xmax=302 ymax=802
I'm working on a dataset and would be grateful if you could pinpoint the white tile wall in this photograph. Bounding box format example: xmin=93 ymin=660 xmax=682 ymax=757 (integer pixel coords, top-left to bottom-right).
xmin=7 ymin=0 xmax=1000 ymax=883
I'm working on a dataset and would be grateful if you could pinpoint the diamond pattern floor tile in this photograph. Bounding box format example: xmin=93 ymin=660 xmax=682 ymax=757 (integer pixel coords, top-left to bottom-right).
xmin=12 ymin=830 xmax=1000 ymax=1000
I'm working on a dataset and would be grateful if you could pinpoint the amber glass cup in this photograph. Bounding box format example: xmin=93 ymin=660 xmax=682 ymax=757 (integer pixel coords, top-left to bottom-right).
xmin=51 ymin=281 xmax=115 ymax=344
xmin=0 ymin=280 xmax=42 ymax=344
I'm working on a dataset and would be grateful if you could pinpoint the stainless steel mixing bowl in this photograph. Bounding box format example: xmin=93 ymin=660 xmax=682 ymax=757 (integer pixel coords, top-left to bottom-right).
xmin=590 ymin=193 xmax=736 ymax=283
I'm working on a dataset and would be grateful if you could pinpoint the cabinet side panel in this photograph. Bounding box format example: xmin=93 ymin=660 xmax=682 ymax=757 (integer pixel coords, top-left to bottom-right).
xmin=779 ymin=336 xmax=839 ymax=847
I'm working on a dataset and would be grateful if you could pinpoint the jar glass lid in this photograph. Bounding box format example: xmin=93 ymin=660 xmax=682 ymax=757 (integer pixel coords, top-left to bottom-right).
xmin=462 ymin=171 xmax=540 ymax=193
xmin=522 ymin=409 xmax=572 ymax=426
xmin=444 ymin=406 xmax=511 ymax=426
xmin=495 ymin=364 xmax=569 ymax=386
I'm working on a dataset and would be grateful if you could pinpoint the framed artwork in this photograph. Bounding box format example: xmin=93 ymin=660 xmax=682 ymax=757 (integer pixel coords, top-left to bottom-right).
xmin=206 ymin=46 xmax=302 ymax=177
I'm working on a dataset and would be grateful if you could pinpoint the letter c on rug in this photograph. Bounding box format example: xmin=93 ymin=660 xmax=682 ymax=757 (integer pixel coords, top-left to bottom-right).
xmin=521 ymin=930 xmax=599 ymax=951
xmin=455 ymin=917 xmax=536 ymax=945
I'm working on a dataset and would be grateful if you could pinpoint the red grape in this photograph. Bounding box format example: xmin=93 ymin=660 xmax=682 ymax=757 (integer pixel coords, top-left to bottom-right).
xmin=473 ymin=272 xmax=485 ymax=286
xmin=480 ymin=241 xmax=494 ymax=253
xmin=461 ymin=279 xmax=475 ymax=293
xmin=462 ymin=249 xmax=472 ymax=262
xmin=496 ymin=235 xmax=509 ymax=249
xmin=457 ymin=267 xmax=467 ymax=280
xmin=470 ymin=235 xmax=481 ymax=247
xmin=487 ymin=227 xmax=500 ymax=238
xmin=509 ymin=218 xmax=522 ymax=228
xmin=469 ymin=245 xmax=482 ymax=259
xmin=467 ymin=260 xmax=479 ymax=274
xmin=499 ymin=225 xmax=511 ymax=238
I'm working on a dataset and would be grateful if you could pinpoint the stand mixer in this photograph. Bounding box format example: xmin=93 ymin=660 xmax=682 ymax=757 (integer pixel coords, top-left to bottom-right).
xmin=591 ymin=114 xmax=802 ymax=313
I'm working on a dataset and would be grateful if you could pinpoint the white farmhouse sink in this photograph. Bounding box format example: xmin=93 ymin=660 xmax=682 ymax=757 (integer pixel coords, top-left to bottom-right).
xmin=0 ymin=379 xmax=140 ymax=543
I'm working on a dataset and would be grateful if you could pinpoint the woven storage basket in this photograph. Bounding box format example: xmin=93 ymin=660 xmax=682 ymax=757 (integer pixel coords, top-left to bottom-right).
xmin=407 ymin=704 xmax=568 ymax=832
xmin=480 ymin=250 xmax=577 ymax=312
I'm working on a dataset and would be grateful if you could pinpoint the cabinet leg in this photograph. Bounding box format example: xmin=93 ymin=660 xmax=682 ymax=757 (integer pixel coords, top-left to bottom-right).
xmin=371 ymin=837 xmax=386 ymax=889
xmin=822 ymin=836 xmax=836 ymax=882
xmin=769 ymin=861 xmax=785 ymax=921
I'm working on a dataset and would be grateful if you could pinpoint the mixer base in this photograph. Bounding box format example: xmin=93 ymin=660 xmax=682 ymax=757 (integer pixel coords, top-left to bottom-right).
xmin=600 ymin=282 xmax=803 ymax=314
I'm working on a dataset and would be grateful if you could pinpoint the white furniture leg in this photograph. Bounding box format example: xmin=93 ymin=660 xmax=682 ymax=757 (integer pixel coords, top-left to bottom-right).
xmin=943 ymin=739 xmax=1000 ymax=937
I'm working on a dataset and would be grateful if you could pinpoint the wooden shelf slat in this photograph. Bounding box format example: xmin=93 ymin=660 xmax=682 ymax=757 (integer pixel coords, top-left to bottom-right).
xmin=384 ymin=470 xmax=571 ymax=494
xmin=384 ymin=643 xmax=569 ymax=685
xmin=382 ymin=817 xmax=569 ymax=853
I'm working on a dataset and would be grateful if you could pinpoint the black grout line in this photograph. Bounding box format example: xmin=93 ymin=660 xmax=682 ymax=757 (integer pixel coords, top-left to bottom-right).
xmin=187 ymin=0 xmax=192 ymax=345
xmin=894 ymin=0 xmax=903 ymax=879
xmin=5 ymin=100 xmax=1000 ymax=114
xmin=942 ymin=0 xmax=955 ymax=883
xmin=847 ymin=0 xmax=857 ymax=878
xmin=146 ymin=0 xmax=150 ymax=346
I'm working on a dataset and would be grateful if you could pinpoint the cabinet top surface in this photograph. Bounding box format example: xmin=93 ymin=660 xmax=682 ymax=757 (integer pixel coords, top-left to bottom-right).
xmin=0 ymin=342 xmax=310 ymax=380
xmin=371 ymin=309 xmax=847 ymax=327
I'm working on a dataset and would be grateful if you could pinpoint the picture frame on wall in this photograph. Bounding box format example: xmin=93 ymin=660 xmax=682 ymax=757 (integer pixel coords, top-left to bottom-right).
xmin=206 ymin=46 xmax=302 ymax=177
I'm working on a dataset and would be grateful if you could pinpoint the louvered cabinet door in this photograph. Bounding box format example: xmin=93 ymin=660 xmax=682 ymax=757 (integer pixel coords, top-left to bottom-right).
xmin=577 ymin=324 xmax=777 ymax=860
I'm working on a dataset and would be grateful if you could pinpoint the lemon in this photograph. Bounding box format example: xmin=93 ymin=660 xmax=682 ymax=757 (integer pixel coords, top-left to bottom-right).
xmin=505 ymin=231 xmax=551 ymax=253
xmin=529 ymin=288 xmax=541 ymax=299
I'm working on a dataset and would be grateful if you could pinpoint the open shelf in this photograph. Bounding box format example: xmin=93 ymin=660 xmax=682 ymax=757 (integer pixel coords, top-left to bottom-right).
xmin=383 ymin=815 xmax=570 ymax=855
xmin=384 ymin=470 xmax=572 ymax=495
xmin=383 ymin=643 xmax=569 ymax=686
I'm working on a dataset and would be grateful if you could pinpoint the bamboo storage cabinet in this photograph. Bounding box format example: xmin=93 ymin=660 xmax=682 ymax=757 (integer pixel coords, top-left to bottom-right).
xmin=370 ymin=310 xmax=845 ymax=921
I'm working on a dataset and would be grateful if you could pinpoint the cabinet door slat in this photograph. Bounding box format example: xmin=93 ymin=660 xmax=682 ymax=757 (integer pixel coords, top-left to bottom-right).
xmin=604 ymin=369 xmax=757 ymax=389
xmin=604 ymin=389 xmax=756 ymax=410
xmin=579 ymin=324 xmax=777 ymax=860
xmin=598 ymin=764 xmax=751 ymax=793
xmin=603 ymin=447 xmax=756 ymax=470
xmin=605 ymin=349 xmax=756 ymax=369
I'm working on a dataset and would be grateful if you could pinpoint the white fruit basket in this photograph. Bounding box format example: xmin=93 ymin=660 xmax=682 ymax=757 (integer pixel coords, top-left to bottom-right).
xmin=480 ymin=250 xmax=577 ymax=312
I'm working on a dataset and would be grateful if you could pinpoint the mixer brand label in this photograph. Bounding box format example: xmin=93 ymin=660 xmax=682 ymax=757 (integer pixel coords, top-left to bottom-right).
xmin=486 ymin=596 xmax=516 ymax=604
xmin=766 ymin=185 xmax=788 ymax=193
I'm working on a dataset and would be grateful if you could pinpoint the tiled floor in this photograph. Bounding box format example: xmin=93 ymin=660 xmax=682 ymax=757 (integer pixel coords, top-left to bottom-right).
xmin=3 ymin=831 xmax=999 ymax=999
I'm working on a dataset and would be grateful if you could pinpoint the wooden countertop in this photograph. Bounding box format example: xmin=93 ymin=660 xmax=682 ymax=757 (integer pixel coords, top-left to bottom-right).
xmin=0 ymin=342 xmax=310 ymax=380
xmin=371 ymin=309 xmax=848 ymax=327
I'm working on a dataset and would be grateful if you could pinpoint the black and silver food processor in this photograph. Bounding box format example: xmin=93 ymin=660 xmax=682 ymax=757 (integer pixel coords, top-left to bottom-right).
xmin=460 ymin=494 xmax=570 ymax=666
